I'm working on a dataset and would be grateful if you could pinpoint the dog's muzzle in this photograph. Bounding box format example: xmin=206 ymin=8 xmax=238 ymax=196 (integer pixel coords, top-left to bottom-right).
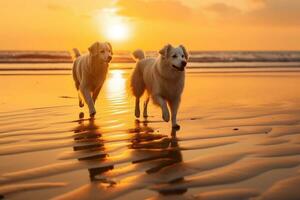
xmin=107 ymin=56 xmax=112 ymax=62
xmin=172 ymin=61 xmax=187 ymax=71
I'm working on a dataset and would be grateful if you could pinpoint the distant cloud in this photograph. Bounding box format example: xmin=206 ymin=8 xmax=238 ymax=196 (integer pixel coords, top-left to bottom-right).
xmin=47 ymin=0 xmax=300 ymax=30
xmin=116 ymin=0 xmax=192 ymax=21
xmin=246 ymin=0 xmax=300 ymax=26
xmin=201 ymin=0 xmax=300 ymax=27
xmin=47 ymin=3 xmax=93 ymax=20
xmin=80 ymin=14 xmax=92 ymax=19
xmin=47 ymin=4 xmax=68 ymax=12
xmin=206 ymin=3 xmax=241 ymax=17
xmin=114 ymin=0 xmax=300 ymax=27
xmin=249 ymin=0 xmax=266 ymax=4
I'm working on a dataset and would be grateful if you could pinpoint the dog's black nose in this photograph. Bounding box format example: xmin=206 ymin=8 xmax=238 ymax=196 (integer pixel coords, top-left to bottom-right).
xmin=107 ymin=56 xmax=112 ymax=62
xmin=181 ymin=61 xmax=187 ymax=67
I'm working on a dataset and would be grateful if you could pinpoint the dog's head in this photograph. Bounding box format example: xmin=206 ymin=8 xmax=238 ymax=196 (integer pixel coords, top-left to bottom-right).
xmin=88 ymin=41 xmax=113 ymax=63
xmin=159 ymin=44 xmax=189 ymax=72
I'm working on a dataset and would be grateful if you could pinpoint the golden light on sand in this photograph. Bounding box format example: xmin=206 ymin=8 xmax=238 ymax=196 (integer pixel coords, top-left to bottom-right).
xmin=98 ymin=8 xmax=131 ymax=42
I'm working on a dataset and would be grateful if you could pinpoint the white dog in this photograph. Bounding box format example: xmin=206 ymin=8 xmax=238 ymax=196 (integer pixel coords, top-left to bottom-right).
xmin=130 ymin=44 xmax=188 ymax=129
xmin=72 ymin=41 xmax=113 ymax=117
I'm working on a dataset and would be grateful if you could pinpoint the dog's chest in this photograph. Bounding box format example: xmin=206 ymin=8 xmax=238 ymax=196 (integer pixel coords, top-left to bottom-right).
xmin=159 ymin=76 xmax=184 ymax=99
xmin=89 ymin=68 xmax=107 ymax=90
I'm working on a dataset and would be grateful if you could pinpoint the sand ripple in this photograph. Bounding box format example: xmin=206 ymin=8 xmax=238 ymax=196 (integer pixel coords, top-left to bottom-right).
xmin=1 ymin=102 xmax=300 ymax=199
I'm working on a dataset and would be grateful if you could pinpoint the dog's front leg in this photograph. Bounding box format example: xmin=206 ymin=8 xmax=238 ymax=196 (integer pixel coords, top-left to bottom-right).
xmin=92 ymin=86 xmax=102 ymax=103
xmin=143 ymin=97 xmax=150 ymax=118
xmin=153 ymin=95 xmax=170 ymax=122
xmin=169 ymin=98 xmax=180 ymax=130
xmin=135 ymin=98 xmax=140 ymax=118
xmin=80 ymin=85 xmax=96 ymax=117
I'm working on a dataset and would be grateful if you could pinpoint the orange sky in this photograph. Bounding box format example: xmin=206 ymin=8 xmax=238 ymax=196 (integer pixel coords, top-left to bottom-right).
xmin=0 ymin=0 xmax=300 ymax=51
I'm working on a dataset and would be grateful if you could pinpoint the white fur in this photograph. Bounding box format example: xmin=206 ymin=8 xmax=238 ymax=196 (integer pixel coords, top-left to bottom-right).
xmin=130 ymin=44 xmax=189 ymax=129
xmin=72 ymin=41 xmax=113 ymax=116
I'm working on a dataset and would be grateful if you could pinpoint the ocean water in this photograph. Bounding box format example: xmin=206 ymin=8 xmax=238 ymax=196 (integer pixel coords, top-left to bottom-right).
xmin=0 ymin=51 xmax=300 ymax=74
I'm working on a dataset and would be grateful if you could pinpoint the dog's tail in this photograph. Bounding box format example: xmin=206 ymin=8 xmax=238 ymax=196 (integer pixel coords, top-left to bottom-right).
xmin=72 ymin=48 xmax=80 ymax=90
xmin=132 ymin=49 xmax=145 ymax=61
xmin=73 ymin=48 xmax=81 ymax=59
xmin=130 ymin=63 xmax=145 ymax=98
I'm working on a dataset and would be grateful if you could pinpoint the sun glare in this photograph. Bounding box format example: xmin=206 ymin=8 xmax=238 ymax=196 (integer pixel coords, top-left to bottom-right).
xmin=98 ymin=8 xmax=131 ymax=42
xmin=105 ymin=22 xmax=129 ymax=41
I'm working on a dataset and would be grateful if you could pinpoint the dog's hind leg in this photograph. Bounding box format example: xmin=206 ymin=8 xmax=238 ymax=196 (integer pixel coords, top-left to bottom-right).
xmin=135 ymin=98 xmax=140 ymax=118
xmin=169 ymin=99 xmax=180 ymax=130
xmin=72 ymin=64 xmax=84 ymax=108
xmin=131 ymin=64 xmax=145 ymax=118
xmin=153 ymin=95 xmax=170 ymax=122
xmin=143 ymin=97 xmax=150 ymax=118
xmin=78 ymin=92 xmax=84 ymax=107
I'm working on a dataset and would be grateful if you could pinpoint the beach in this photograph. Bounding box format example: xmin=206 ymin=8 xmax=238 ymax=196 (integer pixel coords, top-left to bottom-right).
xmin=1 ymin=65 xmax=300 ymax=200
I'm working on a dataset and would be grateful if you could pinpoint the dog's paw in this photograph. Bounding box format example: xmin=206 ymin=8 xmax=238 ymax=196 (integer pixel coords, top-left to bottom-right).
xmin=162 ymin=111 xmax=170 ymax=122
xmin=135 ymin=108 xmax=140 ymax=118
xmin=172 ymin=124 xmax=180 ymax=130
xmin=90 ymin=111 xmax=96 ymax=118
xmin=79 ymin=101 xmax=84 ymax=107
xmin=79 ymin=112 xmax=84 ymax=118
xmin=143 ymin=112 xmax=148 ymax=118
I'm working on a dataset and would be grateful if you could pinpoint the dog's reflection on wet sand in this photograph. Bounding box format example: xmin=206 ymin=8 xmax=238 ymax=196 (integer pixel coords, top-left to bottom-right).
xmin=73 ymin=112 xmax=113 ymax=181
xmin=71 ymin=113 xmax=187 ymax=196
xmin=130 ymin=119 xmax=187 ymax=195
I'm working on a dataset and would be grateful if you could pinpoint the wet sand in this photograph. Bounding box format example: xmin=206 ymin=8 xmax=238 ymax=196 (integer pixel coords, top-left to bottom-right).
xmin=0 ymin=70 xmax=300 ymax=200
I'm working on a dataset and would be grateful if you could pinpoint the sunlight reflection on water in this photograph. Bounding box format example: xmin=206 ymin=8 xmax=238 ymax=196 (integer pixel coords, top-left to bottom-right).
xmin=106 ymin=70 xmax=126 ymax=102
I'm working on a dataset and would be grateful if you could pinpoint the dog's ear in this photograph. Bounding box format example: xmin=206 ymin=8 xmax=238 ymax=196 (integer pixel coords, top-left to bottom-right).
xmin=179 ymin=45 xmax=189 ymax=60
xmin=88 ymin=42 xmax=99 ymax=56
xmin=159 ymin=44 xmax=172 ymax=58
xmin=106 ymin=42 xmax=113 ymax=55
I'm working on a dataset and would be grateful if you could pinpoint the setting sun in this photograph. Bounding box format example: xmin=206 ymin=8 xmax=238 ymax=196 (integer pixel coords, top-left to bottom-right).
xmin=98 ymin=7 xmax=131 ymax=42
xmin=104 ymin=22 xmax=129 ymax=41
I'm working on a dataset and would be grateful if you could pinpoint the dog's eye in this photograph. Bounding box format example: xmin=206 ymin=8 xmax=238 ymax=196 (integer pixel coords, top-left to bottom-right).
xmin=100 ymin=50 xmax=105 ymax=53
xmin=182 ymin=55 xmax=184 ymax=58
xmin=172 ymin=55 xmax=177 ymax=58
